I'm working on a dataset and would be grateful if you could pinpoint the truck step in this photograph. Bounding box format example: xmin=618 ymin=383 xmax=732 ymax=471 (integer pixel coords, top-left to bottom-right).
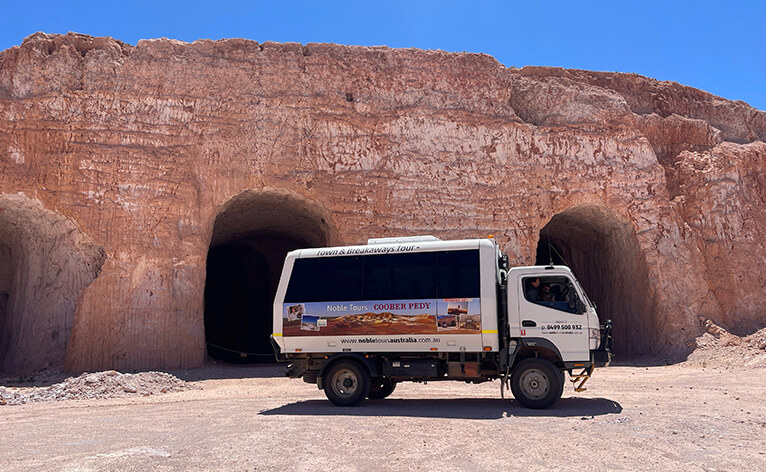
xmin=569 ymin=365 xmax=594 ymax=392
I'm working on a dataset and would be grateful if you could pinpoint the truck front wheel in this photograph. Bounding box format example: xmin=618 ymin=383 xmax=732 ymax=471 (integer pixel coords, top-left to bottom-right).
xmin=323 ymin=360 xmax=370 ymax=406
xmin=510 ymin=358 xmax=563 ymax=409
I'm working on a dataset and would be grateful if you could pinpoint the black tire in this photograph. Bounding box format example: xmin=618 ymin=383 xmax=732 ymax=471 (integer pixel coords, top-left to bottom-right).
xmin=302 ymin=370 xmax=319 ymax=384
xmin=558 ymin=369 xmax=566 ymax=397
xmin=323 ymin=360 xmax=370 ymax=406
xmin=367 ymin=378 xmax=397 ymax=399
xmin=510 ymin=358 xmax=563 ymax=409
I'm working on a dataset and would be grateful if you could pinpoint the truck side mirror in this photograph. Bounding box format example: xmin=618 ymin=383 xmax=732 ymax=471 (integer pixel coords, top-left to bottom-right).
xmin=575 ymin=300 xmax=586 ymax=313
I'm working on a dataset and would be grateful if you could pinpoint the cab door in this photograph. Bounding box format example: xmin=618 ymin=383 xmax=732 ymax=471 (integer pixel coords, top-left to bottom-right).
xmin=512 ymin=269 xmax=590 ymax=362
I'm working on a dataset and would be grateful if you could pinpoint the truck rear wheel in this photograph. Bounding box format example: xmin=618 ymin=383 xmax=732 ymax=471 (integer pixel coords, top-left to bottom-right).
xmin=510 ymin=358 xmax=562 ymax=409
xmin=367 ymin=378 xmax=396 ymax=399
xmin=323 ymin=360 xmax=370 ymax=406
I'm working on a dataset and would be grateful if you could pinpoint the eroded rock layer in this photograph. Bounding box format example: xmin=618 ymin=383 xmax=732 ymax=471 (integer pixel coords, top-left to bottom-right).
xmin=0 ymin=32 xmax=763 ymax=373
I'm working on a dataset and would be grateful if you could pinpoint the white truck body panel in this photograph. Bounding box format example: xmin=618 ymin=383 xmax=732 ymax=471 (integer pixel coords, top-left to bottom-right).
xmin=272 ymin=238 xmax=500 ymax=354
xmin=272 ymin=238 xmax=597 ymax=363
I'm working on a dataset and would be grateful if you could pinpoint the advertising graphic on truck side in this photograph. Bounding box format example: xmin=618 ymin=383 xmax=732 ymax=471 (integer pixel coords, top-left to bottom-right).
xmin=282 ymin=298 xmax=481 ymax=336
xmin=271 ymin=236 xmax=613 ymax=409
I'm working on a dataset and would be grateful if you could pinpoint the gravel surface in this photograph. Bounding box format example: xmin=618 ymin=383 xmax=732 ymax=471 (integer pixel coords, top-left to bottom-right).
xmin=1 ymin=358 xmax=765 ymax=471
xmin=1 ymin=334 xmax=764 ymax=470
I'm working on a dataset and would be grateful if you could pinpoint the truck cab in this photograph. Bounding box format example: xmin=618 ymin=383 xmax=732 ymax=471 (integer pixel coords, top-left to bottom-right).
xmin=507 ymin=266 xmax=600 ymax=365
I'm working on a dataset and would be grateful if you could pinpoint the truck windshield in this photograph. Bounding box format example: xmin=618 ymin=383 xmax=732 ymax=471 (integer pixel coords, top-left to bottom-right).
xmin=572 ymin=277 xmax=593 ymax=308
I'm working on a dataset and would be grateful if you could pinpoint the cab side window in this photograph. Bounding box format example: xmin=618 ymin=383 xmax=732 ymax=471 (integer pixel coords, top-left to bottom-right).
xmin=522 ymin=276 xmax=583 ymax=314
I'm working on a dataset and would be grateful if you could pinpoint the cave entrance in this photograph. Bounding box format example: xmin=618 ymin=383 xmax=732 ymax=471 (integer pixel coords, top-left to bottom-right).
xmin=535 ymin=205 xmax=656 ymax=358
xmin=0 ymin=194 xmax=105 ymax=375
xmin=204 ymin=190 xmax=332 ymax=364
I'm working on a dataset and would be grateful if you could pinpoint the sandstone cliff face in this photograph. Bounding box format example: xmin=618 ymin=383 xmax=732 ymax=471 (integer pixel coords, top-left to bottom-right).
xmin=0 ymin=32 xmax=763 ymax=373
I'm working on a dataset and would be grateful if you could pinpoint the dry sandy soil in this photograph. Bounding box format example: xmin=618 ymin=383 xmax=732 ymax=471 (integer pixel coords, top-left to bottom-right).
xmin=1 ymin=354 xmax=764 ymax=472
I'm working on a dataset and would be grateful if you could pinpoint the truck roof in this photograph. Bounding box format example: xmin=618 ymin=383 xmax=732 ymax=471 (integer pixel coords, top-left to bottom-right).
xmin=289 ymin=237 xmax=498 ymax=259
xmin=367 ymin=235 xmax=441 ymax=245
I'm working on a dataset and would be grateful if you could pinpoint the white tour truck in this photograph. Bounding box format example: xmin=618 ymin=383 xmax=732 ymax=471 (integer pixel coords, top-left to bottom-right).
xmin=271 ymin=236 xmax=612 ymax=409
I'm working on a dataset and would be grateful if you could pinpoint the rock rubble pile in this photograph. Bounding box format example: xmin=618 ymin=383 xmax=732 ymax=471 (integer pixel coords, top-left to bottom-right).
xmin=0 ymin=370 xmax=197 ymax=406
xmin=685 ymin=322 xmax=766 ymax=369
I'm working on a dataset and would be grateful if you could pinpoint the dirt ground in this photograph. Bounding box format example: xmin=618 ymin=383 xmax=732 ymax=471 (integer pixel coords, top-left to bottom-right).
xmin=0 ymin=357 xmax=764 ymax=472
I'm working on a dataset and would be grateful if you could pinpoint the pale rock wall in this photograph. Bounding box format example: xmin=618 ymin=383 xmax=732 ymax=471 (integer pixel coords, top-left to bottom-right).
xmin=0 ymin=32 xmax=763 ymax=372
xmin=0 ymin=194 xmax=105 ymax=372
xmin=673 ymin=142 xmax=766 ymax=333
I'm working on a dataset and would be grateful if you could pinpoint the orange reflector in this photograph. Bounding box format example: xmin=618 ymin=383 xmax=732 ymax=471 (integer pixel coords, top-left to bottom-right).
xmin=430 ymin=347 xmax=438 ymax=351
xmin=487 ymin=234 xmax=494 ymax=239
xmin=483 ymin=346 xmax=492 ymax=351
xmin=295 ymin=348 xmax=302 ymax=352
xmin=574 ymin=363 xmax=584 ymax=367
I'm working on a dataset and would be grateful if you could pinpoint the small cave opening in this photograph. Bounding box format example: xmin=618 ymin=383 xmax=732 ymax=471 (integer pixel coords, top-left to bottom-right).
xmin=0 ymin=194 xmax=105 ymax=375
xmin=535 ymin=205 xmax=656 ymax=358
xmin=204 ymin=190 xmax=332 ymax=364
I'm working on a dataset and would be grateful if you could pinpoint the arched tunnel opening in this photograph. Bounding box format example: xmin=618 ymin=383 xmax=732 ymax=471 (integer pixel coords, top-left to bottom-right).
xmin=204 ymin=190 xmax=332 ymax=364
xmin=535 ymin=205 xmax=656 ymax=358
xmin=0 ymin=194 xmax=105 ymax=375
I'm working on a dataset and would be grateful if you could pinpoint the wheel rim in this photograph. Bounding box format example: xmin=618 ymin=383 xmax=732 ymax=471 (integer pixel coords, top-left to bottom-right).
xmin=519 ymin=368 xmax=550 ymax=400
xmin=331 ymin=368 xmax=358 ymax=399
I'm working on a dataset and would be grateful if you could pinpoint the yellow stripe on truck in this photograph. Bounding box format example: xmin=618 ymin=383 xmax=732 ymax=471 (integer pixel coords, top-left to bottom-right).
xmin=481 ymin=330 xmax=498 ymax=334
xmin=272 ymin=333 xmax=282 ymax=337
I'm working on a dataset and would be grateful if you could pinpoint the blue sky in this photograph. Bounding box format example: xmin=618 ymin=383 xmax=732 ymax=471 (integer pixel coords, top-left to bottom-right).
xmin=1 ymin=1 xmax=764 ymax=110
